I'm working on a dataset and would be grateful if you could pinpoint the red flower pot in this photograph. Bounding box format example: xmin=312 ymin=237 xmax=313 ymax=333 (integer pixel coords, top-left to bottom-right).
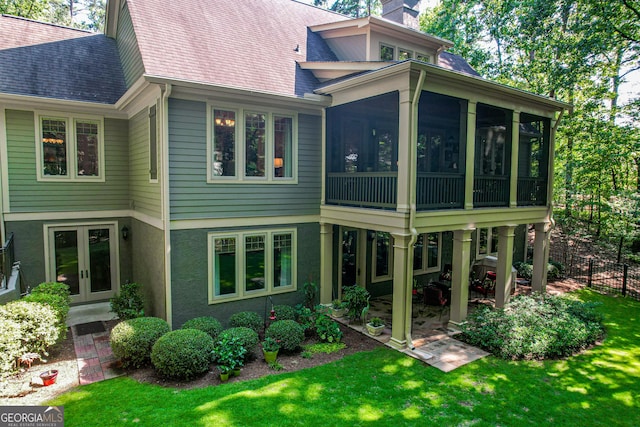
xmin=40 ymin=370 xmax=59 ymax=386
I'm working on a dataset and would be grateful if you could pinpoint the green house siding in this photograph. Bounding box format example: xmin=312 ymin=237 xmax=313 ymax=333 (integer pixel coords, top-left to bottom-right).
xmin=5 ymin=110 xmax=129 ymax=213
xmin=129 ymin=108 xmax=161 ymax=218
xmin=170 ymin=222 xmax=320 ymax=327
xmin=116 ymin=2 xmax=145 ymax=88
xmin=168 ymin=98 xmax=322 ymax=220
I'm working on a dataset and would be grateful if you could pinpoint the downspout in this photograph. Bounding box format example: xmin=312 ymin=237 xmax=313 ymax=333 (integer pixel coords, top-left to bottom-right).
xmin=161 ymin=83 xmax=173 ymax=327
xmin=405 ymin=69 xmax=426 ymax=350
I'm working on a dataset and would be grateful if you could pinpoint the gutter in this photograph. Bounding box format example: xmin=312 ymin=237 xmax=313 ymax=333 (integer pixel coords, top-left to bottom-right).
xmin=405 ymin=69 xmax=426 ymax=350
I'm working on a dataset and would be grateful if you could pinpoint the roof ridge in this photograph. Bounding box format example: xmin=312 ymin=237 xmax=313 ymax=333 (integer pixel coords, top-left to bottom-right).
xmin=290 ymin=0 xmax=353 ymax=19
xmin=1 ymin=14 xmax=93 ymax=34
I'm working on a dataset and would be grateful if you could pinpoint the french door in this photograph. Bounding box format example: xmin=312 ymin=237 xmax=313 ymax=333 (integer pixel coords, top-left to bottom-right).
xmin=47 ymin=224 xmax=118 ymax=303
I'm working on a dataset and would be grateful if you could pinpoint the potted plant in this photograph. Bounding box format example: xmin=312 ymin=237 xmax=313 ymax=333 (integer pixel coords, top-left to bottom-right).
xmin=342 ymin=285 xmax=370 ymax=322
xmin=366 ymin=317 xmax=385 ymax=336
xmin=262 ymin=337 xmax=280 ymax=364
xmin=214 ymin=336 xmax=246 ymax=381
xmin=330 ymin=299 xmax=347 ymax=318
xmin=39 ymin=369 xmax=59 ymax=386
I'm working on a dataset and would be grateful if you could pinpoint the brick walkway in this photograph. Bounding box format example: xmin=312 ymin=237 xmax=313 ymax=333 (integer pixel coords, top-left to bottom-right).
xmin=72 ymin=324 xmax=124 ymax=385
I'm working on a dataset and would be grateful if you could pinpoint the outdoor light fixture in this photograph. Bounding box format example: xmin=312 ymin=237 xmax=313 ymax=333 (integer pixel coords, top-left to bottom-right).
xmin=121 ymin=225 xmax=129 ymax=241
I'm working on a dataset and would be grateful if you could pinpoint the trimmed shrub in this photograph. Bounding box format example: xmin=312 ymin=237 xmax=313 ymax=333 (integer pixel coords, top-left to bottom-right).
xmin=110 ymin=317 xmax=170 ymax=368
xmin=30 ymin=282 xmax=71 ymax=302
xmin=460 ymin=293 xmax=605 ymax=359
xmin=273 ymin=304 xmax=296 ymax=321
xmin=229 ymin=311 xmax=263 ymax=333
xmin=23 ymin=293 xmax=70 ymax=340
xmin=265 ymin=320 xmax=305 ymax=352
xmin=151 ymin=329 xmax=215 ymax=380
xmin=181 ymin=316 xmax=223 ymax=340
xmin=343 ymin=285 xmax=370 ymax=321
xmin=0 ymin=301 xmax=60 ymax=356
xmin=0 ymin=317 xmax=24 ymax=376
xmin=218 ymin=327 xmax=259 ymax=358
xmin=110 ymin=282 xmax=145 ymax=320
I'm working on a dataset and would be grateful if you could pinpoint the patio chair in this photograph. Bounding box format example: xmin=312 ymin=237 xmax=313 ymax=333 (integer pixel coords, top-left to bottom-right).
xmin=423 ymin=285 xmax=449 ymax=320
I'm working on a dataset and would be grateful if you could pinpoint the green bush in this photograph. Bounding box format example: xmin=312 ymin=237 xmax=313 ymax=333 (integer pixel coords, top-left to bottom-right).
xmin=459 ymin=293 xmax=605 ymax=359
xmin=0 ymin=317 xmax=25 ymax=376
xmin=151 ymin=329 xmax=215 ymax=380
xmin=273 ymin=305 xmax=296 ymax=321
xmin=294 ymin=304 xmax=316 ymax=332
xmin=513 ymin=261 xmax=564 ymax=281
xmin=110 ymin=317 xmax=170 ymax=368
xmin=30 ymin=282 xmax=71 ymax=302
xmin=315 ymin=314 xmax=342 ymax=343
xmin=343 ymin=285 xmax=370 ymax=321
xmin=181 ymin=316 xmax=223 ymax=340
xmin=23 ymin=293 xmax=69 ymax=340
xmin=229 ymin=311 xmax=263 ymax=333
xmin=218 ymin=327 xmax=259 ymax=358
xmin=110 ymin=282 xmax=145 ymax=320
xmin=0 ymin=300 xmax=60 ymax=356
xmin=265 ymin=320 xmax=305 ymax=352
xmin=213 ymin=336 xmax=247 ymax=373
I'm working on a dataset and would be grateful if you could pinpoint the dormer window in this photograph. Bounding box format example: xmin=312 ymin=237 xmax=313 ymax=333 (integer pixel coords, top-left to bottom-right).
xmin=398 ymin=48 xmax=413 ymax=60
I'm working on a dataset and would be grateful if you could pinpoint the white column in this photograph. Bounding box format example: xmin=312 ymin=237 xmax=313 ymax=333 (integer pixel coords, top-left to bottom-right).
xmin=510 ymin=111 xmax=520 ymax=208
xmin=449 ymin=229 xmax=473 ymax=327
xmin=495 ymin=225 xmax=516 ymax=308
xmin=396 ymin=89 xmax=412 ymax=213
xmin=532 ymin=222 xmax=552 ymax=293
xmin=464 ymin=101 xmax=477 ymax=210
xmin=389 ymin=232 xmax=411 ymax=349
xmin=319 ymin=223 xmax=333 ymax=304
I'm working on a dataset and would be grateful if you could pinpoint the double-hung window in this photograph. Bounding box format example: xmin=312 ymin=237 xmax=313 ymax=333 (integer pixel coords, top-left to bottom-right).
xmin=208 ymin=105 xmax=296 ymax=182
xmin=414 ymin=232 xmax=441 ymax=274
xmin=208 ymin=228 xmax=297 ymax=303
xmin=476 ymin=227 xmax=498 ymax=258
xmin=37 ymin=113 xmax=104 ymax=181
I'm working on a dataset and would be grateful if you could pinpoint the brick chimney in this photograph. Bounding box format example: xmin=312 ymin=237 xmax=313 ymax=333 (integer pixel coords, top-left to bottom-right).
xmin=381 ymin=0 xmax=421 ymax=30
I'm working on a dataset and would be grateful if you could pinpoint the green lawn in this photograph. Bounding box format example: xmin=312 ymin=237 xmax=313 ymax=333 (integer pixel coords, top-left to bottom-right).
xmin=49 ymin=290 xmax=640 ymax=426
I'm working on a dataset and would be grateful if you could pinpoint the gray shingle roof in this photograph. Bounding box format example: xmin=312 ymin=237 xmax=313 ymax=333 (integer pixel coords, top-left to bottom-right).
xmin=0 ymin=15 xmax=126 ymax=104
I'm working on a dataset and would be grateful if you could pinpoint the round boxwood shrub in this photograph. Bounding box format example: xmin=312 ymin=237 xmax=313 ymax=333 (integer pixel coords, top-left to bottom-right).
xmin=460 ymin=293 xmax=605 ymax=359
xmin=229 ymin=311 xmax=263 ymax=333
xmin=218 ymin=327 xmax=259 ymax=358
xmin=110 ymin=282 xmax=145 ymax=320
xmin=181 ymin=316 xmax=223 ymax=340
xmin=151 ymin=329 xmax=215 ymax=380
xmin=110 ymin=317 xmax=170 ymax=368
xmin=0 ymin=300 xmax=60 ymax=355
xmin=30 ymin=282 xmax=71 ymax=301
xmin=273 ymin=304 xmax=296 ymax=321
xmin=265 ymin=320 xmax=305 ymax=352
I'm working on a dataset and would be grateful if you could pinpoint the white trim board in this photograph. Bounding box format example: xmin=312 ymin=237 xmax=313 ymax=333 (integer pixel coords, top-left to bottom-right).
xmin=171 ymin=215 xmax=320 ymax=230
xmin=5 ymin=209 xmax=163 ymax=230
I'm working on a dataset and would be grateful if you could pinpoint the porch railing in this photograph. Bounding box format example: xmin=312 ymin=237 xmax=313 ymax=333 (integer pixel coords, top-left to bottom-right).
xmin=0 ymin=233 xmax=15 ymax=290
xmin=326 ymin=172 xmax=397 ymax=209
xmin=417 ymin=173 xmax=464 ymax=210
xmin=517 ymin=177 xmax=547 ymax=206
xmin=473 ymin=176 xmax=509 ymax=207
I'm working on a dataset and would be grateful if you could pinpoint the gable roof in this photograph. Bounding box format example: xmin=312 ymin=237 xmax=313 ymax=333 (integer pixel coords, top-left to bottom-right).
xmin=126 ymin=0 xmax=348 ymax=98
xmin=0 ymin=15 xmax=127 ymax=104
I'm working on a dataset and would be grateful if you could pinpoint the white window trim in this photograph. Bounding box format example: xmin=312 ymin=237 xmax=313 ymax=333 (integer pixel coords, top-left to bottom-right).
xmin=414 ymin=232 xmax=442 ymax=274
xmin=379 ymin=42 xmax=395 ymax=60
xmin=398 ymin=48 xmax=413 ymax=60
xmin=207 ymin=228 xmax=297 ymax=304
xmin=415 ymin=52 xmax=433 ymax=63
xmin=371 ymin=232 xmax=393 ymax=283
xmin=476 ymin=227 xmax=498 ymax=259
xmin=206 ymin=103 xmax=298 ymax=184
xmin=35 ymin=111 xmax=105 ymax=182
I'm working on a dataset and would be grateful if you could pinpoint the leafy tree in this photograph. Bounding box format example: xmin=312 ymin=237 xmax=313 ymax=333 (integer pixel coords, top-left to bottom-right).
xmin=314 ymin=0 xmax=380 ymax=17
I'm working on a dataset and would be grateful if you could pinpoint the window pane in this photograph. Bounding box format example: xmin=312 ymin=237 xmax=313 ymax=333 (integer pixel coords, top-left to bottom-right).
xmin=245 ymin=235 xmax=265 ymax=291
xmin=427 ymin=233 xmax=439 ymax=268
xmin=76 ymin=121 xmax=99 ymax=177
xmin=213 ymin=109 xmax=236 ymax=177
xmin=273 ymin=233 xmax=292 ymax=288
xmin=398 ymin=49 xmax=412 ymax=60
xmin=416 ymin=53 xmax=429 ymax=63
xmin=54 ymin=230 xmax=79 ymax=295
xmin=413 ymin=234 xmax=424 ymax=271
xmin=245 ymin=112 xmax=266 ymax=177
xmin=490 ymin=227 xmax=499 ymax=254
xmin=42 ymin=118 xmax=67 ymax=176
xmin=214 ymin=237 xmax=236 ymax=296
xmin=375 ymin=232 xmax=390 ymax=278
xmin=149 ymin=106 xmax=158 ymax=180
xmin=478 ymin=228 xmax=488 ymax=255
xmin=380 ymin=44 xmax=394 ymax=60
xmin=88 ymin=228 xmax=111 ymax=292
xmin=274 ymin=116 xmax=293 ymax=178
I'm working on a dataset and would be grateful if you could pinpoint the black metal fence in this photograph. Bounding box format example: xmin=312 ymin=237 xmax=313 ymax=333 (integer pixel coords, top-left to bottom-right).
xmin=0 ymin=233 xmax=15 ymax=290
xmin=549 ymin=247 xmax=640 ymax=302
